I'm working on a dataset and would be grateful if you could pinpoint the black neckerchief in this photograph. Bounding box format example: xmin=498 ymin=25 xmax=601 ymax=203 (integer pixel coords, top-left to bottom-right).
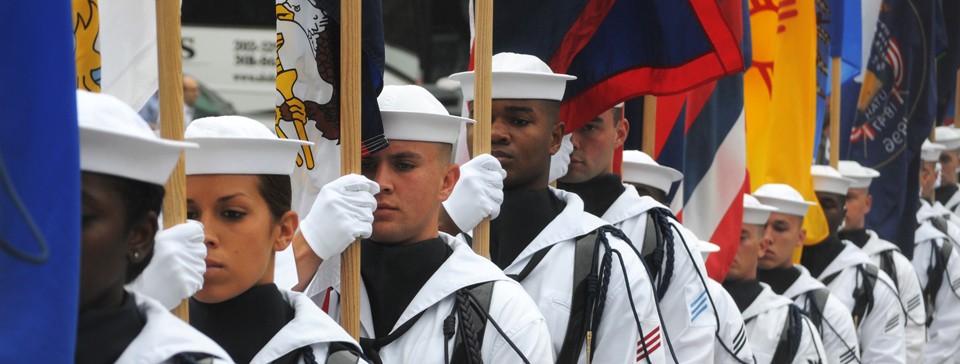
xmin=722 ymin=279 xmax=764 ymax=313
xmin=490 ymin=188 xmax=566 ymax=269
xmin=757 ymin=266 xmax=802 ymax=295
xmin=190 ymin=284 xmax=294 ymax=364
xmin=800 ymin=235 xmax=846 ymax=278
xmin=362 ymin=237 xmax=451 ymax=337
xmin=75 ymin=292 xmax=145 ymax=364
xmin=936 ymin=183 xmax=959 ymax=206
xmin=558 ymin=173 xmax=626 ymax=217
xmin=838 ymin=228 xmax=870 ymax=249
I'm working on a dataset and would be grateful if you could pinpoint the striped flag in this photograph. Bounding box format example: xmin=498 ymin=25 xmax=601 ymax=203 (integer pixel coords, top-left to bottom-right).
xmin=626 ymin=0 xmax=750 ymax=281
xmin=656 ymin=75 xmax=749 ymax=281
xmin=1 ymin=1 xmax=80 ymax=361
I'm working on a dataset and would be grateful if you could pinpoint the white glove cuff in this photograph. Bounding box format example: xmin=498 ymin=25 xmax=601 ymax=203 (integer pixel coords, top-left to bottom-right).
xmin=443 ymin=198 xmax=481 ymax=233
xmin=299 ymin=218 xmax=348 ymax=261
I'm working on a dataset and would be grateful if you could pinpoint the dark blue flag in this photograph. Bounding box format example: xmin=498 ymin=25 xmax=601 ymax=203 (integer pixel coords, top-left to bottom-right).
xmin=0 ymin=1 xmax=80 ymax=361
xmin=846 ymin=0 xmax=946 ymax=258
xmin=814 ymin=0 xmax=862 ymax=161
xmin=488 ymin=0 xmax=744 ymax=133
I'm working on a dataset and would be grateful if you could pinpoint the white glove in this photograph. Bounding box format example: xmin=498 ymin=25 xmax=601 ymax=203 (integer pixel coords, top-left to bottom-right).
xmin=443 ymin=154 xmax=506 ymax=232
xmin=127 ymin=220 xmax=206 ymax=310
xmin=300 ymin=174 xmax=379 ymax=260
xmin=549 ymin=134 xmax=574 ymax=183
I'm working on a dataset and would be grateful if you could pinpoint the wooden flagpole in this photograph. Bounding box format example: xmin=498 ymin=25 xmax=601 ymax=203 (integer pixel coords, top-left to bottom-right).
xmin=339 ymin=0 xmax=362 ymax=339
xmin=472 ymin=0 xmax=493 ymax=258
xmin=954 ymin=69 xmax=960 ymax=129
xmin=155 ymin=0 xmax=189 ymax=321
xmin=642 ymin=95 xmax=657 ymax=155
xmin=829 ymin=58 xmax=841 ymax=168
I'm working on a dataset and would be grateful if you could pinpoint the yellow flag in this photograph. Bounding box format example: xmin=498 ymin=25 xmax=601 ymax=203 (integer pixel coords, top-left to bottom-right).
xmin=745 ymin=0 xmax=828 ymax=260
xmin=73 ymin=0 xmax=101 ymax=92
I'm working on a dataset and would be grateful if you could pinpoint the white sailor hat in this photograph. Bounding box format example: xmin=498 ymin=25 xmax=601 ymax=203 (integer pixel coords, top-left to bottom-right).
xmin=621 ymin=150 xmax=683 ymax=194
xmin=921 ymin=139 xmax=945 ymax=162
xmin=449 ymin=52 xmax=576 ymax=103
xmin=378 ymin=85 xmax=474 ymax=147
xmin=78 ymin=90 xmax=196 ymax=185
xmin=837 ymin=160 xmax=880 ymax=189
xmin=935 ymin=126 xmax=960 ymax=151
xmin=753 ymin=183 xmax=816 ymax=217
xmin=698 ymin=240 xmax=720 ymax=262
xmin=810 ymin=165 xmax=854 ymax=196
xmin=184 ymin=116 xmax=311 ymax=175
xmin=742 ymin=193 xmax=778 ymax=225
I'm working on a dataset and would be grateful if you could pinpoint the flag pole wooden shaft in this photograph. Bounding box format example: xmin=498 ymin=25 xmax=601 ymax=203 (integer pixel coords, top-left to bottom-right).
xmin=156 ymin=0 xmax=189 ymax=322
xmin=642 ymin=95 xmax=657 ymax=155
xmin=339 ymin=0 xmax=362 ymax=340
xmin=471 ymin=0 xmax=493 ymax=258
xmin=954 ymin=69 xmax=959 ymax=128
xmin=830 ymin=58 xmax=841 ymax=169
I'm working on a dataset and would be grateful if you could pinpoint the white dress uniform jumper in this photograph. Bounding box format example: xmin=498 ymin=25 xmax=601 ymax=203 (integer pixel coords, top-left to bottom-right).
xmin=306 ymin=234 xmax=554 ymax=363
xmin=704 ymin=279 xmax=755 ymax=364
xmin=596 ymin=184 xmax=718 ymax=363
xmin=913 ymin=217 xmax=960 ymax=363
xmin=115 ymin=293 xmax=234 ymax=364
xmin=839 ymin=229 xmax=927 ymax=363
xmin=760 ymin=265 xmax=861 ymax=364
xmin=727 ymin=281 xmax=827 ymax=364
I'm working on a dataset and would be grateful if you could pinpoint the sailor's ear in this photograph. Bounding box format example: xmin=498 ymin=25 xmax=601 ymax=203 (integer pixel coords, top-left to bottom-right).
xmin=274 ymin=211 xmax=298 ymax=251
xmin=549 ymin=120 xmax=566 ymax=155
xmin=439 ymin=163 xmax=459 ymax=203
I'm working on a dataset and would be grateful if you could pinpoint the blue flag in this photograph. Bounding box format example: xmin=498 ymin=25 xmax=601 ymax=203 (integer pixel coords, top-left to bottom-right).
xmin=846 ymin=0 xmax=945 ymax=258
xmin=0 ymin=1 xmax=80 ymax=361
xmin=814 ymin=0 xmax=861 ymax=161
xmin=488 ymin=0 xmax=744 ymax=133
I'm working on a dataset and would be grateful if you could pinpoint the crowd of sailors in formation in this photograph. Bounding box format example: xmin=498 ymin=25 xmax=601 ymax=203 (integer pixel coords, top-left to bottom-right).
xmin=75 ymin=52 xmax=960 ymax=363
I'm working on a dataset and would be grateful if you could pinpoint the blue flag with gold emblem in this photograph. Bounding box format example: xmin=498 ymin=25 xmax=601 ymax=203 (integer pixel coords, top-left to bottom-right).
xmin=0 ymin=1 xmax=80 ymax=361
xmin=846 ymin=0 xmax=945 ymax=258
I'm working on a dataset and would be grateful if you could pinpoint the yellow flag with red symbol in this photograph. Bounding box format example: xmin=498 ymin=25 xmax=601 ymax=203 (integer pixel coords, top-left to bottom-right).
xmin=744 ymin=0 xmax=828 ymax=260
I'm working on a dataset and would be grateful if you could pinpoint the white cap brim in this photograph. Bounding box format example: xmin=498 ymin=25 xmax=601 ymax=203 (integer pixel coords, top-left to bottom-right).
xmin=812 ymin=174 xmax=855 ymax=195
xmin=185 ymin=138 xmax=311 ymax=175
xmin=381 ymin=111 xmax=474 ymax=145
xmin=450 ymin=71 xmax=576 ymax=102
xmin=80 ymin=128 xmax=197 ymax=185
xmin=753 ymin=195 xmax=816 ymax=217
xmin=621 ymin=163 xmax=683 ymax=194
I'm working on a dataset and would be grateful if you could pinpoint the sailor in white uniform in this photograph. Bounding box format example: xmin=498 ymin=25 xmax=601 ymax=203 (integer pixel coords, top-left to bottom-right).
xmin=934 ymin=127 xmax=960 ymax=215
xmin=723 ymin=194 xmax=826 ymax=364
xmin=293 ymin=85 xmax=554 ymax=363
xmin=800 ymin=166 xmax=907 ymax=363
xmin=837 ymin=160 xmax=927 ymax=363
xmin=699 ymin=239 xmax=753 ymax=363
xmin=74 ymin=90 xmax=232 ymax=364
xmin=915 ymin=139 xmax=960 ymax=363
xmin=552 ymin=104 xmax=716 ymax=363
xmin=918 ymin=140 xmax=960 ymax=245
xmin=183 ymin=116 xmax=365 ymax=363
xmin=444 ymin=52 xmax=667 ymax=363
xmin=753 ymin=184 xmax=861 ymax=364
